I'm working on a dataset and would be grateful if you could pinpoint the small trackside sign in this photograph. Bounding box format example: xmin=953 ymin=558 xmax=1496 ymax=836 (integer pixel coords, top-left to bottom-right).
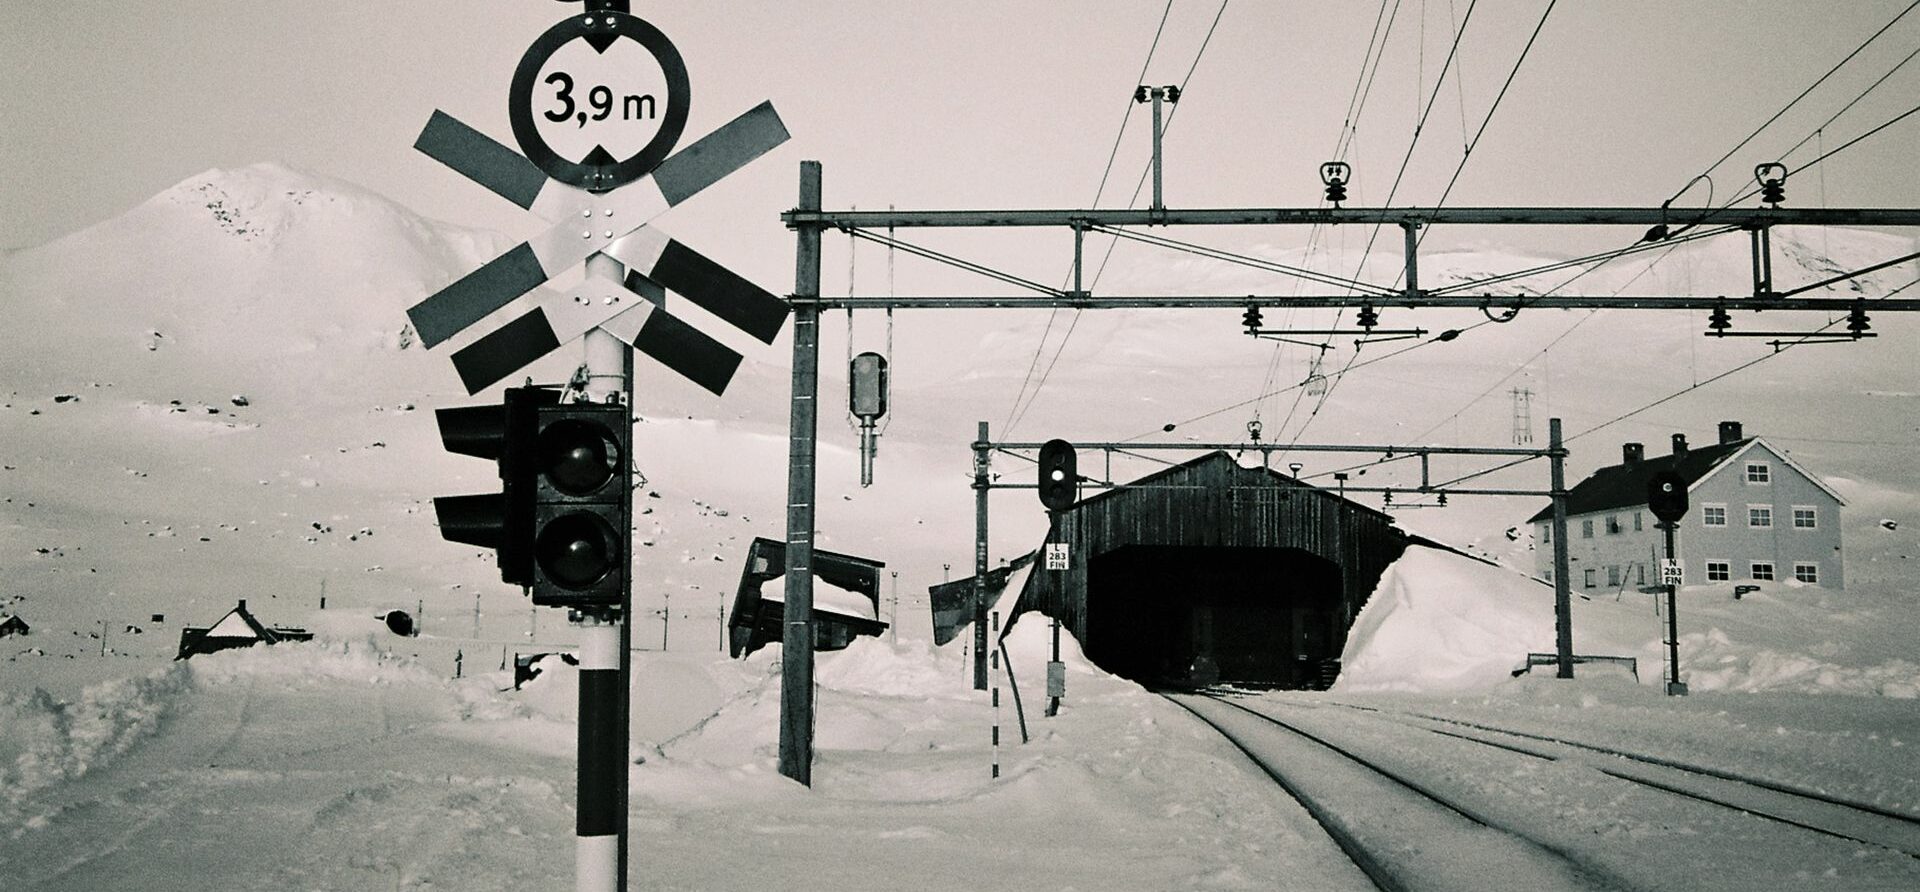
xmin=1045 ymin=543 xmax=1069 ymax=571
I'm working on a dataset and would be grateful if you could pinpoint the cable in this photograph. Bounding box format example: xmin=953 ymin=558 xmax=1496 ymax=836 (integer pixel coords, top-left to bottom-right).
xmin=1008 ymin=0 xmax=1232 ymax=434
xmin=1290 ymin=0 xmax=1527 ymax=448
xmin=1003 ymin=0 xmax=1174 ymax=434
xmin=1331 ymin=2 xmax=1909 ymax=444
xmin=1568 ymin=274 xmax=1919 ymax=444
xmin=1672 ymin=0 xmax=1919 ymax=204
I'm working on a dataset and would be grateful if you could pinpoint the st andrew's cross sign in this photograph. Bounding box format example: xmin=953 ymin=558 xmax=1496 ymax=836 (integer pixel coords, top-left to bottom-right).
xmin=407 ymin=10 xmax=790 ymax=396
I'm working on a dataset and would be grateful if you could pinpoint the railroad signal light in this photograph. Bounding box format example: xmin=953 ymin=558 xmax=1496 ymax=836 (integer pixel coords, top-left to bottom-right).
xmin=1647 ymin=470 xmax=1689 ymax=525
xmin=530 ymin=401 xmax=631 ymax=607
xmin=1037 ymin=439 xmax=1077 ymax=512
xmin=432 ymin=386 xmax=557 ymax=586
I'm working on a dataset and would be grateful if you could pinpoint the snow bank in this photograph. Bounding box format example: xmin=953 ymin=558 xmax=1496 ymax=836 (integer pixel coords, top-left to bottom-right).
xmin=1 ymin=665 xmax=190 ymax=827
xmin=1335 ymin=546 xmax=1639 ymax=693
xmin=1681 ymin=628 xmax=1920 ymax=697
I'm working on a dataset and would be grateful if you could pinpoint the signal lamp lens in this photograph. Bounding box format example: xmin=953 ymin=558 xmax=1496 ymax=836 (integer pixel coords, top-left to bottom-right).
xmin=536 ymin=512 xmax=618 ymax=588
xmin=539 ymin=419 xmax=620 ymax=495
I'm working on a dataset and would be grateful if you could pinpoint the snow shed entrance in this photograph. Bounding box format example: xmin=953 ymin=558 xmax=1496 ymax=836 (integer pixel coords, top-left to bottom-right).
xmin=994 ymin=451 xmax=1428 ymax=690
xmin=1086 ymin=545 xmax=1342 ymax=688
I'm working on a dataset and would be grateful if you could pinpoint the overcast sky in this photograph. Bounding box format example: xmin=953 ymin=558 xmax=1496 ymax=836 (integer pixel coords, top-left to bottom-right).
xmin=8 ymin=1 xmax=1919 ymax=263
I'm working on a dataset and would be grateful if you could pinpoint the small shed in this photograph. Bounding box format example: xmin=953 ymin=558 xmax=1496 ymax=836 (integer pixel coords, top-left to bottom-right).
xmin=728 ymin=537 xmax=887 ymax=657
xmin=0 ymin=614 xmax=29 ymax=638
xmin=176 ymin=599 xmax=314 ymax=660
xmin=987 ymin=451 xmax=1435 ymax=689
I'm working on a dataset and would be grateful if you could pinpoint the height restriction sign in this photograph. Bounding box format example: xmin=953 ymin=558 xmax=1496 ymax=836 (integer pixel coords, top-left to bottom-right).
xmin=510 ymin=12 xmax=691 ymax=191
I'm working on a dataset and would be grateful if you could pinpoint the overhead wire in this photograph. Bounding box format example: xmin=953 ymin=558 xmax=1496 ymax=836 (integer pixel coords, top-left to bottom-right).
xmin=1007 ymin=0 xmax=1232 ymax=434
xmin=1256 ymin=0 xmax=1402 ymax=439
xmin=1282 ymin=0 xmax=1505 ymax=448
xmin=1002 ymin=0 xmax=1175 ymax=435
xmin=1322 ymin=0 xmax=1913 ymax=445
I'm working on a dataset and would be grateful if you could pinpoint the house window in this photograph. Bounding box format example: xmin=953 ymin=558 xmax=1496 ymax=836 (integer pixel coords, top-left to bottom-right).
xmin=1793 ymin=562 xmax=1819 ymax=584
xmin=1541 ymin=524 xmax=1551 ymax=544
xmin=1633 ymin=511 xmax=1643 ymax=532
xmin=1581 ymin=519 xmax=1594 ymax=539
xmin=1582 ymin=568 xmax=1596 ymax=589
xmin=1751 ymin=562 xmax=1775 ymax=581
xmin=1606 ymin=515 xmax=1622 ymax=535
xmin=1543 ymin=568 xmax=1554 ymax=583
xmin=1792 ymin=506 xmax=1817 ymax=529
xmin=1635 ymin=563 xmax=1646 ymax=586
xmin=1606 ymin=566 xmax=1621 ymax=587
xmin=1746 ymin=462 xmax=1771 ymax=484
xmin=1706 ymin=561 xmax=1730 ymax=582
xmin=1748 ymin=506 xmax=1772 ymax=528
xmin=1703 ymin=505 xmax=1727 ymax=527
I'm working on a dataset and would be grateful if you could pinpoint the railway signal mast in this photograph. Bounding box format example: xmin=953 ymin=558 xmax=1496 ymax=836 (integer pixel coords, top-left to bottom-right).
xmin=408 ymin=1 xmax=789 ymax=887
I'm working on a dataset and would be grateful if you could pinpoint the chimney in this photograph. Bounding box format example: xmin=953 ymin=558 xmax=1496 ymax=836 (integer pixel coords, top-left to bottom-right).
xmin=1622 ymin=443 xmax=1644 ymax=466
xmin=237 ymin=599 xmax=246 ymax=610
xmin=1719 ymin=420 xmax=1743 ymax=444
xmin=1671 ymin=433 xmax=1689 ymax=456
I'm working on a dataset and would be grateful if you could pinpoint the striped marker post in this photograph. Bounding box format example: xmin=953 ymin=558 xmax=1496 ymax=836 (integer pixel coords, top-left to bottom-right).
xmin=990 ymin=609 xmax=1002 ymax=779
xmin=576 ymin=618 xmax=622 ymax=892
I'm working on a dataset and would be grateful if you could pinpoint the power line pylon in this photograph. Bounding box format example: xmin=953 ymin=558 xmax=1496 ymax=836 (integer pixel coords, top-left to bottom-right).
xmin=1511 ymin=386 xmax=1534 ymax=445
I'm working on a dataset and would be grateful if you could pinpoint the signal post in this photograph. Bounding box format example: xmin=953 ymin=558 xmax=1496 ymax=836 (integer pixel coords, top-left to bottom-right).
xmin=409 ymin=1 xmax=791 ymax=888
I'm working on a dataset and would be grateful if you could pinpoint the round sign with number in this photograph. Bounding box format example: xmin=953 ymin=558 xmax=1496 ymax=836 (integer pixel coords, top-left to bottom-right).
xmin=509 ymin=13 xmax=690 ymax=192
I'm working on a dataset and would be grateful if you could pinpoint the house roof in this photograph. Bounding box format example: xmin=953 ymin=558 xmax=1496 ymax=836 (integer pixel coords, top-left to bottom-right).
xmin=1525 ymin=437 xmax=1842 ymax=523
xmin=202 ymin=602 xmax=275 ymax=640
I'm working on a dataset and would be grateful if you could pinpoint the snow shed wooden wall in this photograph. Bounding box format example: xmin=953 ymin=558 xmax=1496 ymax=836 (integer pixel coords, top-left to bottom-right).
xmin=1014 ymin=452 xmax=1413 ymax=657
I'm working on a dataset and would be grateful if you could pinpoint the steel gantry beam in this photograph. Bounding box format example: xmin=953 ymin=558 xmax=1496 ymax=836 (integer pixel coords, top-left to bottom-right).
xmin=791 ymin=293 xmax=1920 ymax=311
xmin=784 ymin=204 xmax=1920 ymax=313
xmin=783 ymin=206 xmax=1920 ymax=228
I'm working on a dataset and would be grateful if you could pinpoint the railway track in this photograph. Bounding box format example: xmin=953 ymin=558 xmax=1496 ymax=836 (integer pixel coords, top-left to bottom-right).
xmin=1167 ymin=691 xmax=1920 ymax=891
xmin=1164 ymin=692 xmax=1630 ymax=891
xmin=1325 ymin=701 xmax=1920 ymax=860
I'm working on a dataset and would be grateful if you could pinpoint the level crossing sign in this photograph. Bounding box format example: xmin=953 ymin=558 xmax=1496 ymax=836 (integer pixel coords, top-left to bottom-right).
xmin=406 ymin=12 xmax=790 ymax=396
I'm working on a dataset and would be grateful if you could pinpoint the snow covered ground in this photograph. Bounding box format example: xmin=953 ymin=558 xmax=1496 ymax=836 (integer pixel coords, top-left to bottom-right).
xmin=5 ymin=163 xmax=1919 ymax=888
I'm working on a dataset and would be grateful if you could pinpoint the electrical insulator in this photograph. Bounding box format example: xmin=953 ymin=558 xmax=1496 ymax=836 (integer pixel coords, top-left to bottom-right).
xmin=1707 ymin=304 xmax=1732 ymax=334
xmin=1356 ymin=304 xmax=1380 ymax=329
xmin=1242 ymin=305 xmax=1263 ymax=332
xmin=1247 ymin=419 xmax=1263 ymax=442
xmin=1164 ymin=84 xmax=1181 ymax=103
xmin=1320 ymin=161 xmax=1351 ymax=207
xmin=1133 ymin=85 xmax=1150 ymax=104
xmin=1847 ymin=300 xmax=1871 ymax=335
xmin=1755 ymin=162 xmax=1787 ymax=207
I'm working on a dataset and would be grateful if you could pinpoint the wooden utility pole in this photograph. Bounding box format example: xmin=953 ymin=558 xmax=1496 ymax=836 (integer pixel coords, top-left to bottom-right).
xmin=779 ymin=160 xmax=822 ymax=785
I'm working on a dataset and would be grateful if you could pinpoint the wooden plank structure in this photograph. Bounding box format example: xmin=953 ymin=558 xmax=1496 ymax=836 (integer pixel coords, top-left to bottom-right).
xmin=1002 ymin=451 xmax=1431 ymax=689
xmin=728 ymin=537 xmax=887 ymax=658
